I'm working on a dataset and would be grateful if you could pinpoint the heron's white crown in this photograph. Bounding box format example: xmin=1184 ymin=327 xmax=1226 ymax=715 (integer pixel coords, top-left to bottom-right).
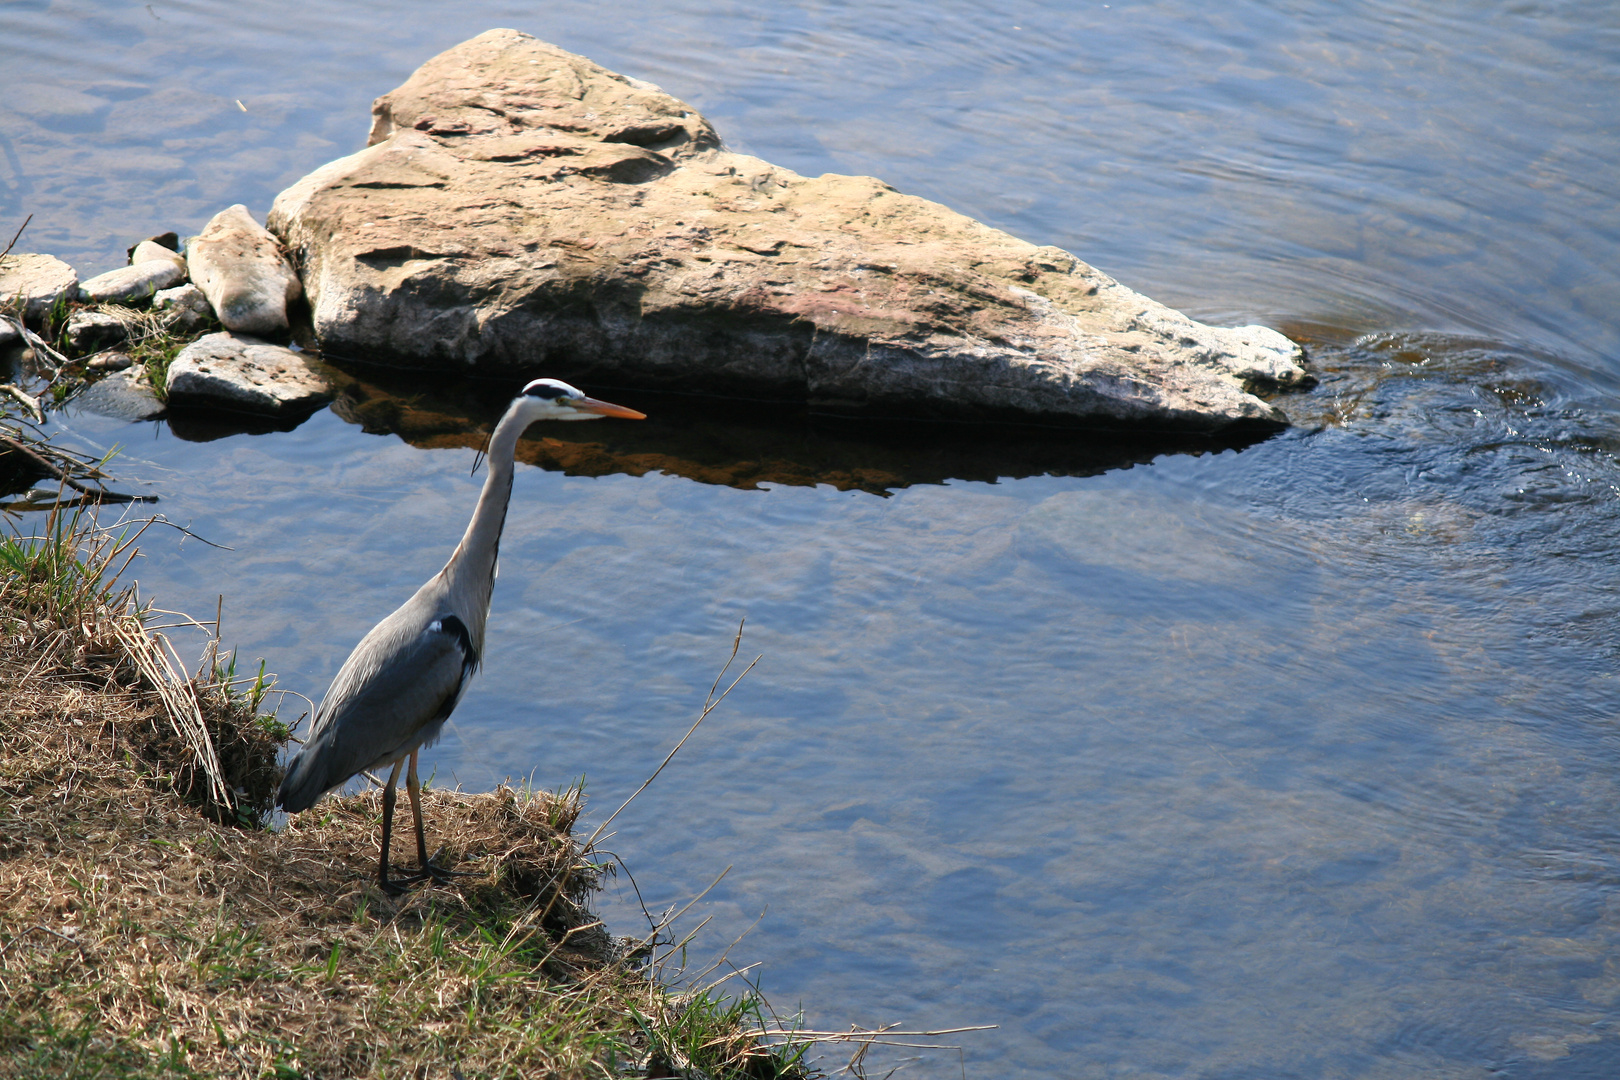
xmin=517 ymin=378 xmax=598 ymax=421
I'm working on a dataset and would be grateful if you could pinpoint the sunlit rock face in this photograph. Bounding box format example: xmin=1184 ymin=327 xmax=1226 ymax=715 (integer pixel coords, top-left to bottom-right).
xmin=166 ymin=332 xmax=332 ymax=417
xmin=269 ymin=29 xmax=1306 ymax=432
xmin=1 ymin=253 xmax=79 ymax=325
xmin=187 ymin=205 xmax=303 ymax=338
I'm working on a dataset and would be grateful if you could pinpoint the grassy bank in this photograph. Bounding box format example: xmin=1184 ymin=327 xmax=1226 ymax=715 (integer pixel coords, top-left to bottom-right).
xmin=0 ymin=508 xmax=813 ymax=1079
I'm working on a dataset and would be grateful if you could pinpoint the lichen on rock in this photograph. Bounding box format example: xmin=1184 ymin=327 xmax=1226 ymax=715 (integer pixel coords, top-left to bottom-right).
xmin=166 ymin=332 xmax=332 ymax=417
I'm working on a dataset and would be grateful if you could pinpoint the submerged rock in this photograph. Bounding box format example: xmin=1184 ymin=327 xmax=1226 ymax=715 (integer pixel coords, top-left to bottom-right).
xmin=268 ymin=29 xmax=1306 ymax=432
xmin=0 ymin=253 xmax=78 ymax=325
xmin=75 ymin=367 xmax=165 ymax=422
xmin=165 ymin=331 xmax=332 ymax=416
xmin=187 ymin=205 xmax=302 ymax=337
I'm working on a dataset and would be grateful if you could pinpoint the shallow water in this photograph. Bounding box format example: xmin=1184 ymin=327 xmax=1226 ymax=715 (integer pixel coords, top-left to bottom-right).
xmin=6 ymin=1 xmax=1620 ymax=1076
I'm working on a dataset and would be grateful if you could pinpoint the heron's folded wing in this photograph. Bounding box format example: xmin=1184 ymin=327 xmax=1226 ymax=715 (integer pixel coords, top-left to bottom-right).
xmin=297 ymin=618 xmax=472 ymax=795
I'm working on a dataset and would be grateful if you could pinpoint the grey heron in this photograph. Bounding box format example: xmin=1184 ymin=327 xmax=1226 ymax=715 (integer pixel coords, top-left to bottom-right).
xmin=275 ymin=378 xmax=645 ymax=892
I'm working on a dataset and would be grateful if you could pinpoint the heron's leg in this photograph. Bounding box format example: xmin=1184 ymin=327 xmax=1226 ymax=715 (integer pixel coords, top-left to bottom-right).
xmin=379 ymin=758 xmax=406 ymax=895
xmin=408 ymin=748 xmax=429 ymax=869
xmin=399 ymin=748 xmax=473 ymax=884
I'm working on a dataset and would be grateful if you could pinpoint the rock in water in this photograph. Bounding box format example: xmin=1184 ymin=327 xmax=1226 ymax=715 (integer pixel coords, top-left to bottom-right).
xmin=0 ymin=254 xmax=79 ymax=325
xmin=87 ymin=351 xmax=134 ymax=371
xmin=166 ymin=332 xmax=332 ymax=416
xmin=79 ymin=260 xmax=186 ymax=304
xmin=187 ymin=205 xmax=302 ymax=337
xmin=75 ymin=367 xmax=165 ymax=422
xmin=126 ymin=232 xmax=181 ymax=262
xmin=64 ymin=310 xmax=129 ymax=353
xmin=269 ymin=30 xmax=1307 ymax=431
xmin=131 ymin=239 xmax=187 ymax=274
xmin=153 ymin=283 xmax=216 ymax=332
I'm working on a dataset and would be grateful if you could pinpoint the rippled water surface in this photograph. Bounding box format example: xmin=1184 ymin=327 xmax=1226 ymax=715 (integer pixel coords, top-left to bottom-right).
xmin=6 ymin=1 xmax=1620 ymax=1076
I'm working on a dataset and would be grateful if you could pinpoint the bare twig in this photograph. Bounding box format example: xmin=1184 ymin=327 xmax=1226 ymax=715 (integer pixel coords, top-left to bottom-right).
xmin=0 ymin=383 xmax=44 ymax=423
xmin=112 ymin=515 xmax=231 ymax=549
xmin=754 ymin=1026 xmax=997 ymax=1040
xmin=0 ymin=434 xmax=112 ymax=499
xmin=644 ymin=865 xmax=732 ymax=955
xmin=3 ymin=315 xmax=70 ymax=375
xmin=584 ymin=618 xmax=758 ymax=851
xmin=260 ymin=691 xmax=315 ymax=729
xmin=741 ymin=1021 xmax=996 ymax=1079
xmin=0 ymin=922 xmax=90 ymax=959
xmin=0 ymin=213 xmax=30 ymax=261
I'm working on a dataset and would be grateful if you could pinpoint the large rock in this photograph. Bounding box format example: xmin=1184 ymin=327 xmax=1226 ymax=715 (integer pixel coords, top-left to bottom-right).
xmin=187 ymin=205 xmax=302 ymax=337
xmin=165 ymin=332 xmax=332 ymax=416
xmin=0 ymin=253 xmax=78 ymax=325
xmin=269 ymin=30 xmax=1307 ymax=431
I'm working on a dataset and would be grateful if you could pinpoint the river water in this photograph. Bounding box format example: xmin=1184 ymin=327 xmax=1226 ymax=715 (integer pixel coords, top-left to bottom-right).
xmin=5 ymin=1 xmax=1620 ymax=1076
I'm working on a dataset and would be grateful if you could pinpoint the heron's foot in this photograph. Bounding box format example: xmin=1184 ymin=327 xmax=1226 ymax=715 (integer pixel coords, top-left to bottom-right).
xmin=391 ymin=866 xmax=462 ymax=888
xmin=421 ymin=848 xmax=476 ymax=880
xmin=418 ymin=846 xmax=478 ymax=883
xmin=392 ymin=849 xmax=476 ymax=888
xmin=378 ymin=866 xmax=410 ymax=896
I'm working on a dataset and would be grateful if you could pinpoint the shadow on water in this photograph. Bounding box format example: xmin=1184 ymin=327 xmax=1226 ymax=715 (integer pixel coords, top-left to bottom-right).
xmin=166 ymin=357 xmax=1282 ymax=494
xmin=159 ymin=325 xmax=1610 ymax=500
xmin=165 ymin=408 xmax=306 ymax=443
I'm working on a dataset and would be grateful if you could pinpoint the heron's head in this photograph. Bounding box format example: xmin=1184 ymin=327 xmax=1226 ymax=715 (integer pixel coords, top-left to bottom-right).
xmin=516 ymin=379 xmax=646 ymax=422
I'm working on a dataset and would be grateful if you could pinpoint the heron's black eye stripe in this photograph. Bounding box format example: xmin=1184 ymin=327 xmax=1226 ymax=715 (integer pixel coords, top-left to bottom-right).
xmin=524 ymin=384 xmax=569 ymax=399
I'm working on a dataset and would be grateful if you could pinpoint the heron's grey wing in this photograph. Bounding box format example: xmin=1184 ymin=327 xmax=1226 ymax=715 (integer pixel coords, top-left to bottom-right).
xmin=277 ymin=613 xmax=478 ymax=811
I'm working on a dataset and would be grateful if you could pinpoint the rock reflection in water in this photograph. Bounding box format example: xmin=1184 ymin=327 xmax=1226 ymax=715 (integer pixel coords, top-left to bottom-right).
xmin=311 ymin=361 xmax=1276 ymax=494
xmin=166 ymin=408 xmax=306 ymax=443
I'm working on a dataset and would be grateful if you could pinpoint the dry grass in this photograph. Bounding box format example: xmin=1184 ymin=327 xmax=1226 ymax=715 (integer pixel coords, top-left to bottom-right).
xmin=0 ymin=508 xmax=816 ymax=1079
xmin=69 ymin=303 xmax=215 ymax=401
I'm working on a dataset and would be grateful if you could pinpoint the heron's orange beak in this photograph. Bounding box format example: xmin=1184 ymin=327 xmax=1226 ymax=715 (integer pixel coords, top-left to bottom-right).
xmin=571 ymin=397 xmax=646 ymax=420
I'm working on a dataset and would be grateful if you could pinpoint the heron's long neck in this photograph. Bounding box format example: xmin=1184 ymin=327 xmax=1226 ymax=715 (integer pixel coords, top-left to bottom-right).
xmin=442 ymin=400 xmax=529 ymax=640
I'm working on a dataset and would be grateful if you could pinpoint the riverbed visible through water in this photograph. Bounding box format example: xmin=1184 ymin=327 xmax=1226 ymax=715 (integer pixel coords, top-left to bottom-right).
xmin=5 ymin=1 xmax=1620 ymax=1076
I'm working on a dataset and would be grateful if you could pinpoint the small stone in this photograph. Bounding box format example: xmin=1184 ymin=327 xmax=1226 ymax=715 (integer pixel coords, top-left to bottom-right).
xmin=187 ymin=205 xmax=302 ymax=337
xmin=166 ymin=331 xmax=332 ymax=416
xmin=153 ymin=283 xmax=216 ymax=332
xmin=131 ymin=239 xmax=187 ymax=274
xmin=126 ymin=232 xmax=180 ymax=262
xmin=64 ymin=310 xmax=129 ymax=353
xmin=79 ymin=260 xmax=186 ymax=304
xmin=87 ymin=351 xmax=134 ymax=371
xmin=0 ymin=253 xmax=79 ymax=326
xmin=0 ymin=318 xmax=20 ymax=350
